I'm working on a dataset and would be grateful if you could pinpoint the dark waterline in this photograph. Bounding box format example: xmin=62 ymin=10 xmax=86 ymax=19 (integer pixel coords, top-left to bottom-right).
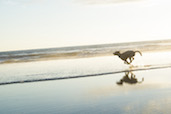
xmin=0 ymin=64 xmax=170 ymax=86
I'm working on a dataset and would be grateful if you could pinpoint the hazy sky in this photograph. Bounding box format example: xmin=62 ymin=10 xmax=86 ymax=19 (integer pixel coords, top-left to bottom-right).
xmin=0 ymin=0 xmax=171 ymax=51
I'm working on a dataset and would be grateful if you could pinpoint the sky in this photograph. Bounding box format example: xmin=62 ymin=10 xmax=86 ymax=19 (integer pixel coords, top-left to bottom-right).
xmin=0 ymin=0 xmax=171 ymax=51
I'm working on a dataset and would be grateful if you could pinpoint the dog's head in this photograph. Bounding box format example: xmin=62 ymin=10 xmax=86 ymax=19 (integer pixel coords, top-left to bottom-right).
xmin=113 ymin=51 xmax=120 ymax=55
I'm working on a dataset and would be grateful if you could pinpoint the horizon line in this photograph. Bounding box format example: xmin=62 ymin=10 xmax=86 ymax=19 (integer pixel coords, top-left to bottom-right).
xmin=1 ymin=39 xmax=171 ymax=53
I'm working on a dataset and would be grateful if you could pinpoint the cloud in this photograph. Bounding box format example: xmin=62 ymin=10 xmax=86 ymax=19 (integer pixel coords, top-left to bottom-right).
xmin=75 ymin=0 xmax=141 ymax=5
xmin=2 ymin=0 xmax=46 ymax=6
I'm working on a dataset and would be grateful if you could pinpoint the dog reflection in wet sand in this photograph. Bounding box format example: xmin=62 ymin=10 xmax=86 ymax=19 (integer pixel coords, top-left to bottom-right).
xmin=117 ymin=72 xmax=144 ymax=85
xmin=113 ymin=50 xmax=142 ymax=64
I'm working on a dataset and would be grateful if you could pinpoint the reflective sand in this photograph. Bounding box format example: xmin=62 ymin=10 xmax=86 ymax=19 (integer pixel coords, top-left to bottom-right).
xmin=0 ymin=68 xmax=171 ymax=114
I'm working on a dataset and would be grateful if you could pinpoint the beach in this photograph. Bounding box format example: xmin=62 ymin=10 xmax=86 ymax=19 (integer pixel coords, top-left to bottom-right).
xmin=0 ymin=50 xmax=171 ymax=113
xmin=0 ymin=51 xmax=171 ymax=85
xmin=0 ymin=40 xmax=171 ymax=114
xmin=0 ymin=67 xmax=171 ymax=114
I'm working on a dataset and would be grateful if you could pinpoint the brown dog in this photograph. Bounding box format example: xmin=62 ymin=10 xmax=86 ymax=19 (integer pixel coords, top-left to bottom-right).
xmin=113 ymin=50 xmax=142 ymax=64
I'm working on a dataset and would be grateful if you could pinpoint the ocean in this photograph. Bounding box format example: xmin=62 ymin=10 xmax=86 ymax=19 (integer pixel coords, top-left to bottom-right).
xmin=0 ymin=39 xmax=171 ymax=85
xmin=1 ymin=39 xmax=171 ymax=64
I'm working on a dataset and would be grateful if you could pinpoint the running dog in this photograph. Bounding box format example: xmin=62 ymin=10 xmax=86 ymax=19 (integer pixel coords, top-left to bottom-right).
xmin=113 ymin=50 xmax=142 ymax=64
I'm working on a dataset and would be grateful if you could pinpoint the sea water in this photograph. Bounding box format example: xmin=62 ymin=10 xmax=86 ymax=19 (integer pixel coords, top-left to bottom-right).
xmin=0 ymin=40 xmax=171 ymax=64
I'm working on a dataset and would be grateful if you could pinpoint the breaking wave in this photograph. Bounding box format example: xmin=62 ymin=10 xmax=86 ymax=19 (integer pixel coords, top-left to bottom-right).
xmin=0 ymin=40 xmax=171 ymax=64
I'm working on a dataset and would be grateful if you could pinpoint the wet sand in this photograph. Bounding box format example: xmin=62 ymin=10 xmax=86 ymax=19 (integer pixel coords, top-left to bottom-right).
xmin=0 ymin=67 xmax=171 ymax=114
xmin=1 ymin=51 xmax=171 ymax=85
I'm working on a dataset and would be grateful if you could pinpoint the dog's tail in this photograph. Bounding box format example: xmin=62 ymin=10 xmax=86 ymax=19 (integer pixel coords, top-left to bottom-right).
xmin=135 ymin=51 xmax=142 ymax=56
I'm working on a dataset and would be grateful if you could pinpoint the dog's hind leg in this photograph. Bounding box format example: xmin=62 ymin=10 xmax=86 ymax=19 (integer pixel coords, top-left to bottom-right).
xmin=125 ymin=60 xmax=130 ymax=64
xmin=128 ymin=57 xmax=133 ymax=64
